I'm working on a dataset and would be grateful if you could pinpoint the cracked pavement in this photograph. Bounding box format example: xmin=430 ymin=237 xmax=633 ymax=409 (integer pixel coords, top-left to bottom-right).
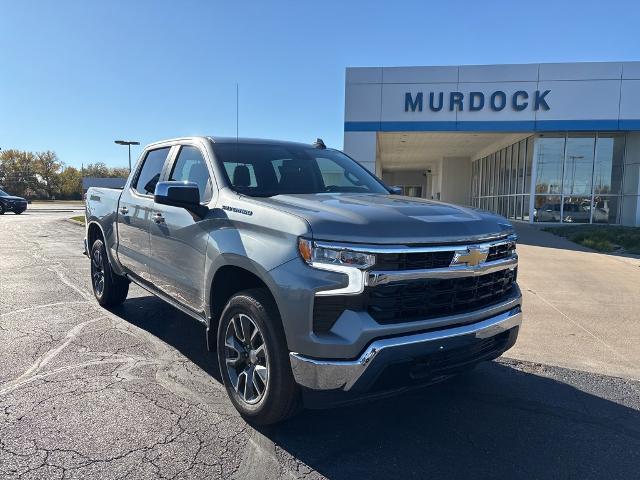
xmin=1 ymin=211 xmax=639 ymax=479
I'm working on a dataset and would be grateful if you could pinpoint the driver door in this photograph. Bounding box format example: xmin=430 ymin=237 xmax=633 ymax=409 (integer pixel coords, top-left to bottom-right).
xmin=148 ymin=144 xmax=216 ymax=313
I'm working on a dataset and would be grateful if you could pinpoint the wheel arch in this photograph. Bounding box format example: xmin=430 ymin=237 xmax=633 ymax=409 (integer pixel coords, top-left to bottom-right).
xmin=86 ymin=220 xmax=125 ymax=276
xmin=206 ymin=259 xmax=283 ymax=351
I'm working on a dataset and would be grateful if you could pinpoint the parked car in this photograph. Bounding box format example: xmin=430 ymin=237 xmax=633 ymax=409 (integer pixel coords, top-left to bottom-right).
xmin=84 ymin=136 xmax=522 ymax=424
xmin=535 ymin=202 xmax=600 ymax=223
xmin=0 ymin=189 xmax=28 ymax=214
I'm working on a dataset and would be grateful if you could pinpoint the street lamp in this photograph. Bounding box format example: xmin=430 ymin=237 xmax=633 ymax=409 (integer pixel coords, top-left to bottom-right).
xmin=114 ymin=140 xmax=140 ymax=171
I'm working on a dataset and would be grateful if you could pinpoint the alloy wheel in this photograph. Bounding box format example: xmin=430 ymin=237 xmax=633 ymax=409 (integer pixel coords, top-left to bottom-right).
xmin=224 ymin=313 xmax=269 ymax=404
xmin=91 ymin=247 xmax=105 ymax=296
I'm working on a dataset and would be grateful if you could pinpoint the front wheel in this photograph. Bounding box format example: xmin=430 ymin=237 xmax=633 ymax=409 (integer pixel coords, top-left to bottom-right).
xmin=217 ymin=288 xmax=300 ymax=425
xmin=90 ymin=238 xmax=129 ymax=307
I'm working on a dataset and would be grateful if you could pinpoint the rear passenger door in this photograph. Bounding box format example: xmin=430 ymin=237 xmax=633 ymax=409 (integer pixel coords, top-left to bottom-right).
xmin=117 ymin=147 xmax=172 ymax=281
xmin=148 ymin=144 xmax=215 ymax=313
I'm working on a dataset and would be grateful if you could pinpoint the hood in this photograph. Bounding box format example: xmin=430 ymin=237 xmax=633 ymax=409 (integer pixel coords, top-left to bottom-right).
xmin=252 ymin=193 xmax=513 ymax=244
xmin=0 ymin=195 xmax=26 ymax=202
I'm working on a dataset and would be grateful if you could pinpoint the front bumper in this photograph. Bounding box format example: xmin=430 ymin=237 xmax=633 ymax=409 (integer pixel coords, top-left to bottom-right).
xmin=3 ymin=202 xmax=27 ymax=212
xmin=290 ymin=305 xmax=522 ymax=392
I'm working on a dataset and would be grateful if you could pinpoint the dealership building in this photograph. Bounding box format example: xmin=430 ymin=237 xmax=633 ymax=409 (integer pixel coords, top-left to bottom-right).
xmin=343 ymin=61 xmax=640 ymax=225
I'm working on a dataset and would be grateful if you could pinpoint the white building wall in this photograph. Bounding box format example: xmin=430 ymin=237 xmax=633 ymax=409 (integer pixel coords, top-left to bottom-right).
xmin=343 ymin=132 xmax=377 ymax=173
xmin=440 ymin=157 xmax=471 ymax=205
xmin=345 ymin=62 xmax=640 ymax=132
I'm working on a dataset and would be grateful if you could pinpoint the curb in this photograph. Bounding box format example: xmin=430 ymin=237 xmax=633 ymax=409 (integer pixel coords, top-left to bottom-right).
xmin=64 ymin=218 xmax=85 ymax=227
xmin=28 ymin=209 xmax=84 ymax=212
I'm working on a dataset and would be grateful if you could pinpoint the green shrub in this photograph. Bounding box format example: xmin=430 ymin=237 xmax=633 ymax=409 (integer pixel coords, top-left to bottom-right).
xmin=543 ymin=226 xmax=640 ymax=254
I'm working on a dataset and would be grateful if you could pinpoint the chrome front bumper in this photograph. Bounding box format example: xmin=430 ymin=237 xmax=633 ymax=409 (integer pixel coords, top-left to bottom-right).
xmin=290 ymin=306 xmax=522 ymax=392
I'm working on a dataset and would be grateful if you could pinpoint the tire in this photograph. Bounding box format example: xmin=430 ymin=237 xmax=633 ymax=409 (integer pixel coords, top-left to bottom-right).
xmin=217 ymin=288 xmax=300 ymax=425
xmin=90 ymin=238 xmax=129 ymax=307
xmin=0 ymin=204 xmax=4 ymax=215
xmin=15 ymin=211 xmax=22 ymax=215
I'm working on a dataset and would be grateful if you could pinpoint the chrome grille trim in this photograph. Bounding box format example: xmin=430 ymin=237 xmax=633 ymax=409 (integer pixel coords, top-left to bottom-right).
xmin=313 ymin=234 xmax=517 ymax=255
xmin=367 ymin=256 xmax=518 ymax=287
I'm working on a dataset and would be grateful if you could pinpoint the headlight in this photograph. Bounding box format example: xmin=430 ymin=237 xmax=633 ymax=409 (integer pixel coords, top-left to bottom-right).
xmin=298 ymin=239 xmax=375 ymax=270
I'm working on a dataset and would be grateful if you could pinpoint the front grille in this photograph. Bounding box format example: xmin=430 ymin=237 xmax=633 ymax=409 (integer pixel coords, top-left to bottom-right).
xmin=375 ymin=250 xmax=455 ymax=271
xmin=368 ymin=268 xmax=516 ymax=324
xmin=312 ymin=268 xmax=517 ymax=332
xmin=487 ymin=241 xmax=516 ymax=262
xmin=374 ymin=239 xmax=515 ymax=271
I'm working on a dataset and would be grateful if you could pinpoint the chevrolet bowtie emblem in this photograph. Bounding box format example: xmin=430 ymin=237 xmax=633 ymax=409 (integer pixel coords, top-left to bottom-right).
xmin=451 ymin=247 xmax=489 ymax=267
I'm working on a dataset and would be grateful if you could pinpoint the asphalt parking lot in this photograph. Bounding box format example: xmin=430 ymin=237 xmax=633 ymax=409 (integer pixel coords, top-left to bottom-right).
xmin=1 ymin=210 xmax=639 ymax=480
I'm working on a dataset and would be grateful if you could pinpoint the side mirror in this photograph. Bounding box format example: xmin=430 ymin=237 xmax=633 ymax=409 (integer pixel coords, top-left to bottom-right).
xmin=154 ymin=181 xmax=206 ymax=216
xmin=388 ymin=185 xmax=403 ymax=195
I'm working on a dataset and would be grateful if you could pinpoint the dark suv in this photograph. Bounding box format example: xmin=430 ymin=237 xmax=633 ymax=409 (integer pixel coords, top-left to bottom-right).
xmin=0 ymin=189 xmax=28 ymax=214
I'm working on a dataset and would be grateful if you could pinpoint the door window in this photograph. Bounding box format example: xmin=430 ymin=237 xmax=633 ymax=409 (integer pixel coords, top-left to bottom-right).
xmin=169 ymin=146 xmax=214 ymax=203
xmin=133 ymin=147 xmax=171 ymax=196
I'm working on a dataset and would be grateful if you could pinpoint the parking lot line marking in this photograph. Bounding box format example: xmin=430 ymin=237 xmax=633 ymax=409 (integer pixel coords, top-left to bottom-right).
xmin=0 ymin=300 xmax=91 ymax=318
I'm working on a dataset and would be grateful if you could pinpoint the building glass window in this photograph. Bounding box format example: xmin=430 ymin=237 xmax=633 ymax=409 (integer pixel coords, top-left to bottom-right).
xmin=480 ymin=157 xmax=486 ymax=197
xmin=488 ymin=154 xmax=495 ymax=196
xmin=510 ymin=143 xmax=517 ymax=195
xmin=594 ymin=134 xmax=625 ymax=195
xmin=535 ymin=135 xmax=565 ymax=195
xmin=470 ymin=132 xmax=627 ymax=224
xmin=534 ymin=195 xmax=562 ymax=222
xmin=563 ymin=134 xmax=595 ymax=196
xmin=516 ymin=139 xmax=525 ymax=195
xmin=500 ymin=149 xmax=506 ymax=195
xmin=525 ymin=136 xmax=534 ymax=195
xmin=592 ymin=195 xmax=620 ymax=224
xmin=505 ymin=145 xmax=512 ymax=195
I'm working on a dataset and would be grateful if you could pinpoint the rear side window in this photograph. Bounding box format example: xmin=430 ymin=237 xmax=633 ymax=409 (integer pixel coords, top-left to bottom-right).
xmin=133 ymin=147 xmax=170 ymax=195
xmin=169 ymin=146 xmax=214 ymax=203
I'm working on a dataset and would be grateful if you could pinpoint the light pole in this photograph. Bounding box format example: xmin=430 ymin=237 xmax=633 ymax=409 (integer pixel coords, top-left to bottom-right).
xmin=114 ymin=140 xmax=140 ymax=172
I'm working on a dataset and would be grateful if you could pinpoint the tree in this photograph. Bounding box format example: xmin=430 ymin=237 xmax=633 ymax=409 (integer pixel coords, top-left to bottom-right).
xmin=59 ymin=166 xmax=83 ymax=199
xmin=0 ymin=149 xmax=40 ymax=197
xmin=35 ymin=150 xmax=64 ymax=198
xmin=110 ymin=167 xmax=130 ymax=178
xmin=83 ymin=162 xmax=128 ymax=178
xmin=83 ymin=162 xmax=110 ymax=178
xmin=0 ymin=149 xmax=125 ymax=200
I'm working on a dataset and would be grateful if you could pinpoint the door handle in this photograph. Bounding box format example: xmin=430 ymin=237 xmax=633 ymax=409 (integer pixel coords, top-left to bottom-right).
xmin=153 ymin=212 xmax=165 ymax=224
xmin=120 ymin=206 xmax=129 ymax=215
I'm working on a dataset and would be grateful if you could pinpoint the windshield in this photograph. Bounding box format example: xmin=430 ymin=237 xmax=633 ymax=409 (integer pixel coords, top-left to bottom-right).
xmin=212 ymin=143 xmax=390 ymax=197
xmin=0 ymin=189 xmax=8 ymax=196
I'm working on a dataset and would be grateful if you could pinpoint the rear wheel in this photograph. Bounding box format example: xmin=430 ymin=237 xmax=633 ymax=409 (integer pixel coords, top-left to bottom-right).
xmin=217 ymin=288 xmax=300 ymax=425
xmin=90 ymin=238 xmax=129 ymax=307
xmin=0 ymin=204 xmax=4 ymax=215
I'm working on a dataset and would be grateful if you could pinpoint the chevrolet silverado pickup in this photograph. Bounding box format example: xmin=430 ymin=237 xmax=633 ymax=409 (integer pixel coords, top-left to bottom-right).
xmin=85 ymin=136 xmax=522 ymax=425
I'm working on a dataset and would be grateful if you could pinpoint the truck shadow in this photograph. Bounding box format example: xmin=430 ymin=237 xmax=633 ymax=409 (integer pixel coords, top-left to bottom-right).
xmin=111 ymin=293 xmax=222 ymax=382
xmin=112 ymin=293 xmax=640 ymax=480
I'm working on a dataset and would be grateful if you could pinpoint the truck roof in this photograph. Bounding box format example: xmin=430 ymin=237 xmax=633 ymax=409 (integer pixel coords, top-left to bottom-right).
xmin=145 ymin=136 xmax=318 ymax=149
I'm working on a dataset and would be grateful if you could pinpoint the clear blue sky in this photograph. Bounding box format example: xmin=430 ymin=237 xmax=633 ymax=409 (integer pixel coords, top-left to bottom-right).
xmin=1 ymin=0 xmax=639 ymax=169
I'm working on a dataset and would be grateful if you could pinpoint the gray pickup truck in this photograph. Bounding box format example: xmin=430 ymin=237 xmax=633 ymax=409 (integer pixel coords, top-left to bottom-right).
xmin=85 ymin=136 xmax=522 ymax=424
